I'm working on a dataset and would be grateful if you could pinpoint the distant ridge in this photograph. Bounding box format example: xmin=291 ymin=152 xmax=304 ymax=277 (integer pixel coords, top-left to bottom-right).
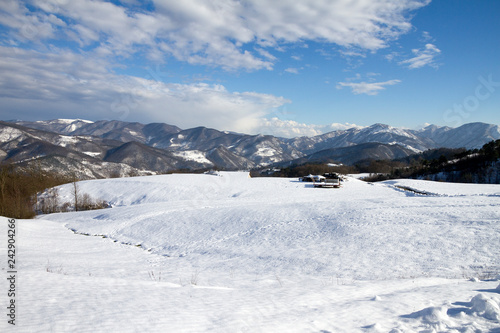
xmin=2 ymin=119 xmax=499 ymax=178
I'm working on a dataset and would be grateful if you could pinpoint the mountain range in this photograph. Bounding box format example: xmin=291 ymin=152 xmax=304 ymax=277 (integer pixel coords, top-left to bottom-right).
xmin=1 ymin=119 xmax=499 ymax=179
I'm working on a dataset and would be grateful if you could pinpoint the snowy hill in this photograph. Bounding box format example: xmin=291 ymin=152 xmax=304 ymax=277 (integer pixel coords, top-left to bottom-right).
xmin=6 ymin=172 xmax=499 ymax=332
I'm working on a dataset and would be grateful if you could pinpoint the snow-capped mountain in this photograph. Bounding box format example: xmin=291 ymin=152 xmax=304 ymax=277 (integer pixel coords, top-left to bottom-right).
xmin=14 ymin=118 xmax=95 ymax=134
xmin=287 ymin=123 xmax=434 ymax=154
xmin=418 ymin=122 xmax=500 ymax=149
xmin=0 ymin=121 xmax=251 ymax=178
xmin=11 ymin=120 xmax=305 ymax=167
xmin=2 ymin=119 xmax=499 ymax=178
xmin=15 ymin=119 xmax=182 ymax=144
xmin=280 ymin=142 xmax=417 ymax=166
xmin=0 ymin=121 xmax=154 ymax=179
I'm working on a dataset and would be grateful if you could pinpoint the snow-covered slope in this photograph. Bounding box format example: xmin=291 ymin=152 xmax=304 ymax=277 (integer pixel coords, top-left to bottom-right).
xmin=45 ymin=173 xmax=500 ymax=280
xmin=4 ymin=173 xmax=499 ymax=332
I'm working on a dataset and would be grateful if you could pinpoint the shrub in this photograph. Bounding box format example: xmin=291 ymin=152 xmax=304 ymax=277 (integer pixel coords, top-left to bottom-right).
xmin=77 ymin=193 xmax=109 ymax=211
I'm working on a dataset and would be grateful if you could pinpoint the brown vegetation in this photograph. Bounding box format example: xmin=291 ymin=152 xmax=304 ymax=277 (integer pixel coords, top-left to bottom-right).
xmin=0 ymin=163 xmax=71 ymax=218
xmin=0 ymin=163 xmax=110 ymax=218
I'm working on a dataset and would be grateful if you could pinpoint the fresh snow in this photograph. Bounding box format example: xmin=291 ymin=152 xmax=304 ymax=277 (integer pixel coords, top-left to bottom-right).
xmin=37 ymin=118 xmax=94 ymax=124
xmin=83 ymin=151 xmax=102 ymax=157
xmin=2 ymin=173 xmax=500 ymax=332
xmin=56 ymin=135 xmax=79 ymax=147
xmin=0 ymin=126 xmax=23 ymax=142
xmin=255 ymin=146 xmax=277 ymax=157
xmin=172 ymin=150 xmax=213 ymax=165
xmin=388 ymin=141 xmax=422 ymax=154
xmin=383 ymin=179 xmax=500 ymax=196
xmin=370 ymin=125 xmax=408 ymax=137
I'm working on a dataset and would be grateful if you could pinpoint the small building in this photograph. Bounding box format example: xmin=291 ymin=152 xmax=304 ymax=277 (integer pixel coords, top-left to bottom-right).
xmin=301 ymin=174 xmax=326 ymax=182
xmin=314 ymin=178 xmax=341 ymax=188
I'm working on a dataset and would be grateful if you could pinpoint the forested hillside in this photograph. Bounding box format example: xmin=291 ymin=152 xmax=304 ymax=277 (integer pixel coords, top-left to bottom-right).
xmin=365 ymin=139 xmax=500 ymax=183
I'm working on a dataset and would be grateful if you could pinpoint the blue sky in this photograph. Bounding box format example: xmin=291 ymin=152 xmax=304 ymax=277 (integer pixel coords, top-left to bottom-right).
xmin=0 ymin=0 xmax=499 ymax=137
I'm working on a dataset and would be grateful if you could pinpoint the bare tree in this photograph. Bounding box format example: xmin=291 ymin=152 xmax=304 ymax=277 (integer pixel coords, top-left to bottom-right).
xmin=0 ymin=166 xmax=8 ymax=216
xmin=72 ymin=178 xmax=80 ymax=212
xmin=39 ymin=188 xmax=60 ymax=214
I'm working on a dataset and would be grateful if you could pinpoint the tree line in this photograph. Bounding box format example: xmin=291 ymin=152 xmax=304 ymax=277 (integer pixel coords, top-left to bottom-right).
xmin=362 ymin=139 xmax=500 ymax=183
xmin=0 ymin=163 xmax=110 ymax=219
xmin=0 ymin=164 xmax=72 ymax=219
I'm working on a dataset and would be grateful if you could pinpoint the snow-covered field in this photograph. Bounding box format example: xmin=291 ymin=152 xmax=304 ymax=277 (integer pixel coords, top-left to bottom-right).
xmin=2 ymin=172 xmax=500 ymax=332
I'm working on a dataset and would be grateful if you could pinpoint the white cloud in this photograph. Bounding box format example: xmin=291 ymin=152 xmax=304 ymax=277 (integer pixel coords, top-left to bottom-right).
xmin=254 ymin=118 xmax=361 ymax=138
xmin=399 ymin=43 xmax=441 ymax=69
xmin=421 ymin=31 xmax=433 ymax=42
xmin=339 ymin=49 xmax=367 ymax=58
xmin=255 ymin=48 xmax=277 ymax=61
xmin=256 ymin=118 xmax=323 ymax=137
xmin=3 ymin=0 xmax=431 ymax=71
xmin=385 ymin=51 xmax=399 ymax=62
xmin=337 ymin=79 xmax=401 ymax=95
xmin=325 ymin=122 xmax=364 ymax=132
xmin=284 ymin=68 xmax=300 ymax=74
xmin=0 ymin=46 xmax=289 ymax=133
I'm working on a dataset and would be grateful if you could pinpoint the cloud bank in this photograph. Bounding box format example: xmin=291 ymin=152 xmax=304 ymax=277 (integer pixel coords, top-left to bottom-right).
xmin=0 ymin=46 xmax=288 ymax=132
xmin=1 ymin=0 xmax=429 ymax=69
